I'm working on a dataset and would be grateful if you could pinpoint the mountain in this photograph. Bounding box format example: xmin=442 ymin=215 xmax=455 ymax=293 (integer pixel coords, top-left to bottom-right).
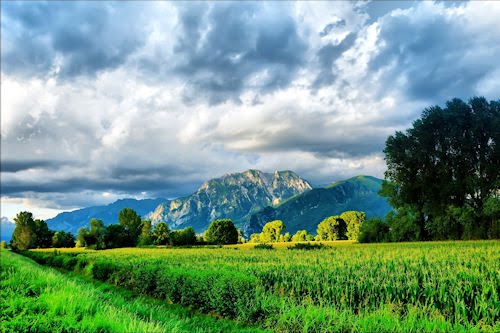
xmin=148 ymin=169 xmax=313 ymax=232
xmin=244 ymin=175 xmax=392 ymax=235
xmin=1 ymin=217 xmax=15 ymax=242
xmin=46 ymin=198 xmax=166 ymax=234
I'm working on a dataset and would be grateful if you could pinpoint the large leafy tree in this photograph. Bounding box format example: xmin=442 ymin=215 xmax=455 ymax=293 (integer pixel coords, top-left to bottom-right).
xmin=316 ymin=216 xmax=347 ymax=241
xmin=137 ymin=220 xmax=154 ymax=246
xmin=382 ymin=97 xmax=499 ymax=239
xmin=204 ymin=219 xmax=239 ymax=245
xmin=340 ymin=211 xmax=366 ymax=241
xmin=52 ymin=231 xmax=76 ymax=248
xmin=262 ymin=220 xmax=286 ymax=243
xmin=11 ymin=211 xmax=37 ymax=250
xmin=118 ymin=208 xmax=142 ymax=246
xmin=33 ymin=219 xmax=53 ymax=248
xmin=153 ymin=222 xmax=170 ymax=245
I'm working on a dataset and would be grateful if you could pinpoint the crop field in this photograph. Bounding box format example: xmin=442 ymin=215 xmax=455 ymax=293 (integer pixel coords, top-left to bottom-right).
xmin=18 ymin=241 xmax=500 ymax=332
xmin=0 ymin=250 xmax=266 ymax=333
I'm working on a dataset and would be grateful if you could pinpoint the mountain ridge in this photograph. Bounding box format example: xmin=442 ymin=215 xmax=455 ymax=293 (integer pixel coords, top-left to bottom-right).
xmin=44 ymin=170 xmax=391 ymax=237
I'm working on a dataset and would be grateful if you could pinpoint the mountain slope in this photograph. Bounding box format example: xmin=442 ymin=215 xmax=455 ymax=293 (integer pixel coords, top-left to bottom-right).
xmin=1 ymin=217 xmax=15 ymax=242
xmin=148 ymin=170 xmax=312 ymax=232
xmin=46 ymin=198 xmax=166 ymax=234
xmin=245 ymin=175 xmax=392 ymax=235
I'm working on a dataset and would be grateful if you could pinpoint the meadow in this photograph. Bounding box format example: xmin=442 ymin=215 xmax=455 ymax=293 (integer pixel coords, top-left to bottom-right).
xmin=16 ymin=240 xmax=500 ymax=332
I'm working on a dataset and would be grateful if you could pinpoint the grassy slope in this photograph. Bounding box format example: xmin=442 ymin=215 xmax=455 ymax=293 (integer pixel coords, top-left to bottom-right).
xmin=0 ymin=250 xmax=267 ymax=333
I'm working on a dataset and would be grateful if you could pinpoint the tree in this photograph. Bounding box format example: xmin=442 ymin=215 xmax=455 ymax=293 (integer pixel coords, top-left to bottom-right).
xmin=103 ymin=224 xmax=127 ymax=248
xmin=204 ymin=219 xmax=239 ymax=245
xmin=76 ymin=227 xmax=88 ymax=248
xmin=118 ymin=208 xmax=143 ymax=246
xmin=382 ymin=97 xmax=500 ymax=240
xmin=138 ymin=220 xmax=154 ymax=246
xmin=170 ymin=226 xmax=196 ymax=246
xmin=358 ymin=218 xmax=389 ymax=243
xmin=153 ymin=222 xmax=170 ymax=245
xmin=85 ymin=218 xmax=106 ymax=250
xmin=249 ymin=233 xmax=262 ymax=243
xmin=52 ymin=231 xmax=76 ymax=248
xmin=291 ymin=230 xmax=313 ymax=242
xmin=11 ymin=211 xmax=37 ymax=250
xmin=33 ymin=219 xmax=54 ymax=248
xmin=262 ymin=220 xmax=286 ymax=242
xmin=316 ymin=216 xmax=347 ymax=241
xmin=340 ymin=211 xmax=366 ymax=241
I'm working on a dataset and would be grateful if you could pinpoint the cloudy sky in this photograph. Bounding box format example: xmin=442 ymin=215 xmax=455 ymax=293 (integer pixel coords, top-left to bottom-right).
xmin=1 ymin=1 xmax=499 ymax=220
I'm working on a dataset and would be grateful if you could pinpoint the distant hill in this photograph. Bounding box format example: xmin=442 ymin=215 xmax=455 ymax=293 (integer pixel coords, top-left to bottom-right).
xmin=1 ymin=217 xmax=15 ymax=242
xmin=46 ymin=198 xmax=166 ymax=234
xmin=244 ymin=175 xmax=392 ymax=235
xmin=147 ymin=169 xmax=313 ymax=232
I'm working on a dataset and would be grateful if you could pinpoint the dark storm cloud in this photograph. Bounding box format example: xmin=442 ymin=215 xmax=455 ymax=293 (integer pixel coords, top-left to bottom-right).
xmin=0 ymin=159 xmax=71 ymax=173
xmin=1 ymin=167 xmax=199 ymax=198
xmin=173 ymin=2 xmax=308 ymax=103
xmin=1 ymin=1 xmax=146 ymax=78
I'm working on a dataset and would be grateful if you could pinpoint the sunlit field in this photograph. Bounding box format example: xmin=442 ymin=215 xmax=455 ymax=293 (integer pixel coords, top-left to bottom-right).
xmin=21 ymin=240 xmax=500 ymax=332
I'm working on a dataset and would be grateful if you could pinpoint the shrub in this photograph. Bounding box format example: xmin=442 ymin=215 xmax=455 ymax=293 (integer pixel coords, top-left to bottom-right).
xmin=253 ymin=243 xmax=274 ymax=250
xmin=288 ymin=242 xmax=324 ymax=250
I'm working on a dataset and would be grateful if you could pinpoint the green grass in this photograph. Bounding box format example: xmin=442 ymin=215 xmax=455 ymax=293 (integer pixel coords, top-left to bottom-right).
xmin=22 ymin=240 xmax=500 ymax=332
xmin=0 ymin=250 xmax=268 ymax=333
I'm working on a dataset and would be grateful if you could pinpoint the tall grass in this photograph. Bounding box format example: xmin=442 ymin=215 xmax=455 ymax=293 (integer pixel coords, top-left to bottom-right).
xmin=0 ymin=250 xmax=268 ymax=333
xmin=25 ymin=240 xmax=500 ymax=332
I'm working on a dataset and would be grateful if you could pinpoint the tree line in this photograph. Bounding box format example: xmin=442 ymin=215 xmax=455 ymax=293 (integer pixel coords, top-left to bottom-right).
xmin=9 ymin=208 xmax=244 ymax=250
xmin=249 ymin=210 xmax=366 ymax=243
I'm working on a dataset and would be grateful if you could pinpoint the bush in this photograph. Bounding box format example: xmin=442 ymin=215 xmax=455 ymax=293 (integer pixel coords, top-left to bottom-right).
xmin=288 ymin=242 xmax=324 ymax=250
xmin=253 ymin=243 xmax=274 ymax=250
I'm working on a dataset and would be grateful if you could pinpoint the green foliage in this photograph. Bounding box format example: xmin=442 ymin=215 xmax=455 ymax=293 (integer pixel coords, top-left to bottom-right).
xmin=288 ymin=242 xmax=324 ymax=250
xmin=340 ymin=211 xmax=366 ymax=241
xmin=253 ymin=243 xmax=274 ymax=250
xmin=103 ymin=224 xmax=127 ymax=249
xmin=291 ymin=229 xmax=314 ymax=242
xmin=137 ymin=220 xmax=154 ymax=246
xmin=204 ymin=219 xmax=239 ymax=245
xmin=262 ymin=220 xmax=286 ymax=242
xmin=76 ymin=227 xmax=88 ymax=248
xmin=33 ymin=219 xmax=54 ymax=248
xmin=118 ymin=208 xmax=142 ymax=246
xmin=11 ymin=211 xmax=37 ymax=250
xmin=385 ymin=208 xmax=420 ymax=242
xmin=52 ymin=231 xmax=75 ymax=248
xmin=0 ymin=241 xmax=7 ymax=249
xmin=170 ymin=226 xmax=196 ymax=246
xmin=84 ymin=218 xmax=106 ymax=250
xmin=153 ymin=222 xmax=170 ymax=245
xmin=317 ymin=216 xmax=347 ymax=241
xmin=382 ymin=97 xmax=500 ymax=240
xmin=1 ymin=250 xmax=263 ymax=333
xmin=358 ymin=218 xmax=389 ymax=243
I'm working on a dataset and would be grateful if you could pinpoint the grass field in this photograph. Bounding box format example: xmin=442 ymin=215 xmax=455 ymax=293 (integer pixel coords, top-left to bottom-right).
xmin=0 ymin=250 xmax=267 ymax=333
xmin=18 ymin=240 xmax=500 ymax=332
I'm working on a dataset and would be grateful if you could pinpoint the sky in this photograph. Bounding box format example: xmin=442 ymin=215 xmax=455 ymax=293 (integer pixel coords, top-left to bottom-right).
xmin=1 ymin=1 xmax=500 ymax=221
